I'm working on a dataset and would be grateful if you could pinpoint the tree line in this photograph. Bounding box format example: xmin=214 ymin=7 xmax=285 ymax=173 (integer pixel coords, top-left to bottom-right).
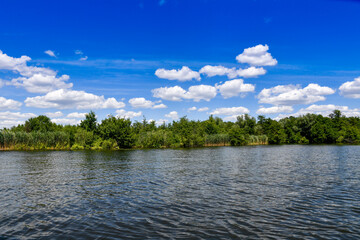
xmin=0 ymin=110 xmax=359 ymax=150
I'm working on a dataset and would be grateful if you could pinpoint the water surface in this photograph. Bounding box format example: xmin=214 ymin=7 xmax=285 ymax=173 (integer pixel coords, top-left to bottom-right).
xmin=1 ymin=145 xmax=360 ymax=239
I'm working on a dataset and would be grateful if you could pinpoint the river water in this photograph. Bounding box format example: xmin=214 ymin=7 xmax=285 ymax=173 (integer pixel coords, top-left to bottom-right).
xmin=1 ymin=145 xmax=359 ymax=239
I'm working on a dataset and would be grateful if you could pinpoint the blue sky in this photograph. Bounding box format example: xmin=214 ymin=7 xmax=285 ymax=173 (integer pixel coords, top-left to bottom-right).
xmin=1 ymin=0 xmax=360 ymax=127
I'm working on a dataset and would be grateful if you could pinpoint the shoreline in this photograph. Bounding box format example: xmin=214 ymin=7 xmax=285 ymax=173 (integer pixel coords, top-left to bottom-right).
xmin=1 ymin=143 xmax=359 ymax=152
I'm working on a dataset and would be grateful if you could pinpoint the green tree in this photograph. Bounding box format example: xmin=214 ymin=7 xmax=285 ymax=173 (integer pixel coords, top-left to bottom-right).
xmin=80 ymin=111 xmax=97 ymax=132
xmin=99 ymin=116 xmax=134 ymax=148
xmin=24 ymin=115 xmax=55 ymax=132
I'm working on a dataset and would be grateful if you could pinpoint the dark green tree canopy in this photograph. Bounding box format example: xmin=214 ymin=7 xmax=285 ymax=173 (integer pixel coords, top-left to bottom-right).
xmin=24 ymin=115 xmax=56 ymax=132
xmin=80 ymin=111 xmax=97 ymax=132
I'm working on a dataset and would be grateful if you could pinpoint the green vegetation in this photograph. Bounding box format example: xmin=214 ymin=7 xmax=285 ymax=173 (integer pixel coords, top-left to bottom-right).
xmin=1 ymin=110 xmax=360 ymax=150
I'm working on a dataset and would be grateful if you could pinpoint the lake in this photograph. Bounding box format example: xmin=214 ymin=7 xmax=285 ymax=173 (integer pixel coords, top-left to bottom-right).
xmin=1 ymin=145 xmax=360 ymax=239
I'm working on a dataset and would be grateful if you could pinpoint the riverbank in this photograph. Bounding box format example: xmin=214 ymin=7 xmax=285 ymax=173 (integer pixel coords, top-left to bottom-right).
xmin=2 ymin=110 xmax=360 ymax=151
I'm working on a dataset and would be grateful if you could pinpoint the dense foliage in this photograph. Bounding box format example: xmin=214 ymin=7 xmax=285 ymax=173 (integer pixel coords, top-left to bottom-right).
xmin=1 ymin=110 xmax=360 ymax=150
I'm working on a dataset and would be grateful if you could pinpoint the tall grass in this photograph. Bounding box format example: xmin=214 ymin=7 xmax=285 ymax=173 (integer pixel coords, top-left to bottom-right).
xmin=0 ymin=130 xmax=70 ymax=150
xmin=205 ymin=134 xmax=230 ymax=146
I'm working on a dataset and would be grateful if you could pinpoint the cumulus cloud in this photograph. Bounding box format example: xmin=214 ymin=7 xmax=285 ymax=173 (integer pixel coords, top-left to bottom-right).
xmin=236 ymin=44 xmax=277 ymax=66
xmin=210 ymin=106 xmax=250 ymax=116
xmin=199 ymin=65 xmax=229 ymax=77
xmin=0 ymin=111 xmax=37 ymax=128
xmin=0 ymin=120 xmax=26 ymax=128
xmin=45 ymin=111 xmax=63 ymax=118
xmin=200 ymin=65 xmax=266 ymax=79
xmin=256 ymin=106 xmax=294 ymax=115
xmin=80 ymin=56 xmax=88 ymax=61
xmin=216 ymin=79 xmax=255 ymax=98
xmin=258 ymin=84 xmax=335 ymax=106
xmin=0 ymin=97 xmax=22 ymax=110
xmin=152 ymin=103 xmax=167 ymax=109
xmin=152 ymin=86 xmax=186 ymax=101
xmin=275 ymin=104 xmax=360 ymax=120
xmin=188 ymin=106 xmax=208 ymax=112
xmin=0 ymin=50 xmax=73 ymax=93
xmin=152 ymin=84 xmax=217 ymax=102
xmin=155 ymin=119 xmax=169 ymax=125
xmin=165 ymin=111 xmax=179 ymax=120
xmin=129 ymin=97 xmax=154 ymax=108
xmin=231 ymin=67 xmax=267 ymax=79
xmin=115 ymin=109 xmax=142 ymax=119
xmin=67 ymin=112 xmax=87 ymax=118
xmin=185 ymin=85 xmax=217 ymax=102
xmin=44 ymin=50 xmax=56 ymax=58
xmin=51 ymin=118 xmax=81 ymax=125
xmin=155 ymin=66 xmax=201 ymax=81
xmin=210 ymin=106 xmax=250 ymax=122
xmin=339 ymin=77 xmax=360 ymax=98
xmin=198 ymin=107 xmax=209 ymax=112
xmin=11 ymin=73 xmax=72 ymax=93
xmin=129 ymin=97 xmax=168 ymax=109
xmin=0 ymin=111 xmax=36 ymax=120
xmin=24 ymin=89 xmax=125 ymax=109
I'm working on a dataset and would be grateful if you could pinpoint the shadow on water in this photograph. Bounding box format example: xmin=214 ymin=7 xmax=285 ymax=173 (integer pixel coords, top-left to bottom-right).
xmin=0 ymin=145 xmax=360 ymax=239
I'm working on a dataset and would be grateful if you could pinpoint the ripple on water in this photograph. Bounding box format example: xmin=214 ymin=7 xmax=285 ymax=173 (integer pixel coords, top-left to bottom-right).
xmin=0 ymin=146 xmax=360 ymax=239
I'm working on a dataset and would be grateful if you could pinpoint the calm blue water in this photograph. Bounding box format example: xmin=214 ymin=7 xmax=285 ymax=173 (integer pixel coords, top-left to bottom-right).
xmin=1 ymin=145 xmax=360 ymax=239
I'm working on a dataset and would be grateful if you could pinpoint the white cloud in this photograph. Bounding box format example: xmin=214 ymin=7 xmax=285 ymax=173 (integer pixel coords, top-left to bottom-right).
xmin=165 ymin=111 xmax=179 ymax=120
xmin=152 ymin=84 xmax=217 ymax=102
xmin=236 ymin=44 xmax=277 ymax=66
xmin=216 ymin=79 xmax=255 ymax=98
xmin=199 ymin=65 xmax=266 ymax=79
xmin=0 ymin=50 xmax=73 ymax=93
xmin=188 ymin=106 xmax=208 ymax=112
xmin=0 ymin=111 xmax=37 ymax=128
xmin=129 ymin=97 xmax=154 ymax=108
xmin=152 ymin=86 xmax=186 ymax=101
xmin=11 ymin=73 xmax=72 ymax=93
xmin=223 ymin=115 xmax=240 ymax=122
xmin=155 ymin=66 xmax=201 ymax=81
xmin=152 ymin=103 xmax=167 ymax=109
xmin=198 ymin=107 xmax=209 ymax=112
xmin=129 ymin=97 xmax=168 ymax=109
xmin=44 ymin=50 xmax=56 ymax=58
xmin=0 ymin=50 xmax=31 ymax=70
xmin=115 ymin=109 xmax=142 ymax=119
xmin=232 ymin=67 xmax=266 ymax=78
xmin=258 ymin=84 xmax=335 ymax=106
xmin=210 ymin=106 xmax=250 ymax=116
xmin=24 ymin=89 xmax=125 ymax=109
xmin=0 ymin=111 xmax=36 ymax=120
xmin=46 ymin=111 xmax=63 ymax=118
xmin=0 ymin=120 xmax=26 ymax=128
xmin=185 ymin=85 xmax=217 ymax=102
xmin=51 ymin=118 xmax=81 ymax=125
xmin=199 ymin=65 xmax=230 ymax=77
xmin=256 ymin=106 xmax=294 ymax=115
xmin=80 ymin=56 xmax=88 ymax=61
xmin=339 ymin=77 xmax=360 ymax=98
xmin=155 ymin=119 xmax=169 ymax=125
xmin=275 ymin=104 xmax=360 ymax=120
xmin=67 ymin=112 xmax=87 ymax=118
xmin=0 ymin=97 xmax=22 ymax=110
xmin=75 ymin=50 xmax=83 ymax=55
